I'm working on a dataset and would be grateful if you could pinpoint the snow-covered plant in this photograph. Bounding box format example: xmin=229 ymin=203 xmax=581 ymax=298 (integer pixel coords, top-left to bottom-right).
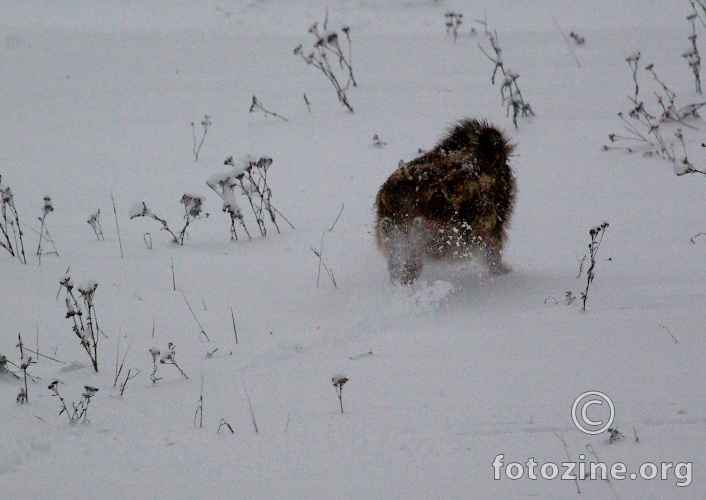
xmin=36 ymin=196 xmax=58 ymax=264
xmin=475 ymin=17 xmax=534 ymax=127
xmin=129 ymin=194 xmax=208 ymax=245
xmin=87 ymin=208 xmax=105 ymax=241
xmin=191 ymin=114 xmax=211 ymax=162
xmin=332 ymin=374 xmax=348 ymax=413
xmin=149 ymin=347 xmax=162 ymax=385
xmin=15 ymin=333 xmax=34 ymax=404
xmin=206 ymin=166 xmax=252 ymax=241
xmin=249 ymin=95 xmax=289 ymax=122
xmin=581 ymin=222 xmax=609 ymax=311
xmin=0 ymin=175 xmax=27 ymax=264
xmin=293 ymin=12 xmax=356 ymax=112
xmin=215 ymin=155 xmax=293 ymax=238
xmin=60 ymin=275 xmax=100 ymax=372
xmin=159 ymin=342 xmax=189 ymax=379
xmin=48 ymin=380 xmax=98 ymax=424
xmin=445 ymin=11 xmax=463 ymax=41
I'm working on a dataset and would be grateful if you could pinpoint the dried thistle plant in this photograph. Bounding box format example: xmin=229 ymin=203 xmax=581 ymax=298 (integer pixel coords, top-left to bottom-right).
xmin=685 ymin=9 xmax=702 ymax=94
xmin=0 ymin=175 xmax=27 ymax=263
xmin=48 ymin=380 xmax=98 ymax=424
xmin=332 ymin=375 xmax=348 ymax=413
xmin=445 ymin=11 xmax=463 ymax=41
xmin=569 ymin=31 xmax=586 ymax=45
xmin=294 ymin=11 xmax=356 ymax=112
xmin=36 ymin=196 xmax=58 ymax=264
xmin=15 ymin=333 xmax=34 ymax=404
xmin=87 ymin=209 xmax=105 ymax=241
xmin=581 ymin=222 xmax=609 ymax=311
xmin=207 ymin=165 xmax=252 ymax=241
xmin=159 ymin=342 xmax=189 ymax=379
xmin=60 ymin=275 xmax=100 ymax=372
xmin=191 ymin=114 xmax=211 ymax=162
xmin=149 ymin=347 xmax=162 ymax=385
xmin=249 ymin=95 xmax=289 ymax=122
xmin=605 ymin=52 xmax=706 ymax=166
xmin=129 ymin=194 xmax=208 ymax=245
xmin=475 ymin=16 xmax=534 ymax=127
xmin=217 ymin=155 xmax=294 ymax=238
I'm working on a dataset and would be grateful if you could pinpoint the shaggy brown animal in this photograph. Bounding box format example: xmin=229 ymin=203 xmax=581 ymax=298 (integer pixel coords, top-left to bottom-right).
xmin=375 ymin=119 xmax=515 ymax=284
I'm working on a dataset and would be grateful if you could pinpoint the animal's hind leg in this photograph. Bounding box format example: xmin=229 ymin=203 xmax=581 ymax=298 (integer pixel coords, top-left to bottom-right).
xmin=380 ymin=217 xmax=425 ymax=284
xmin=482 ymin=237 xmax=511 ymax=275
xmin=388 ymin=255 xmax=423 ymax=285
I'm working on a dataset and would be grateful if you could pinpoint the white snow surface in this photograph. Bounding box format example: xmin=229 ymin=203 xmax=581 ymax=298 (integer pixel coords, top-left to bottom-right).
xmin=2 ymin=1 xmax=706 ymax=498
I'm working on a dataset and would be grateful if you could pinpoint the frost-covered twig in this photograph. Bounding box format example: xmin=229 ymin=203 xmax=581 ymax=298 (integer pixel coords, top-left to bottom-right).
xmin=159 ymin=342 xmax=189 ymax=379
xmin=191 ymin=114 xmax=211 ymax=162
xmin=475 ymin=16 xmax=534 ymax=127
xmin=207 ymin=164 xmax=252 ymax=241
xmin=294 ymin=12 xmax=356 ymax=112
xmin=249 ymin=95 xmax=289 ymax=122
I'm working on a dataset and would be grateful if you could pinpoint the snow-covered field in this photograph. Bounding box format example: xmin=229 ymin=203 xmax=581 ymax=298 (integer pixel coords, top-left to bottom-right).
xmin=1 ymin=1 xmax=705 ymax=497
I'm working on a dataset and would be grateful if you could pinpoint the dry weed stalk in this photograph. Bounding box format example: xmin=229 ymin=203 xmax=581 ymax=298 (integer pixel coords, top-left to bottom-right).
xmin=294 ymin=11 xmax=356 ymax=112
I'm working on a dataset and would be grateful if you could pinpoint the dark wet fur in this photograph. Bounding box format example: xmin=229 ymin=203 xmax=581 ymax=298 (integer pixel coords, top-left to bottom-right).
xmin=375 ymin=119 xmax=515 ymax=284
